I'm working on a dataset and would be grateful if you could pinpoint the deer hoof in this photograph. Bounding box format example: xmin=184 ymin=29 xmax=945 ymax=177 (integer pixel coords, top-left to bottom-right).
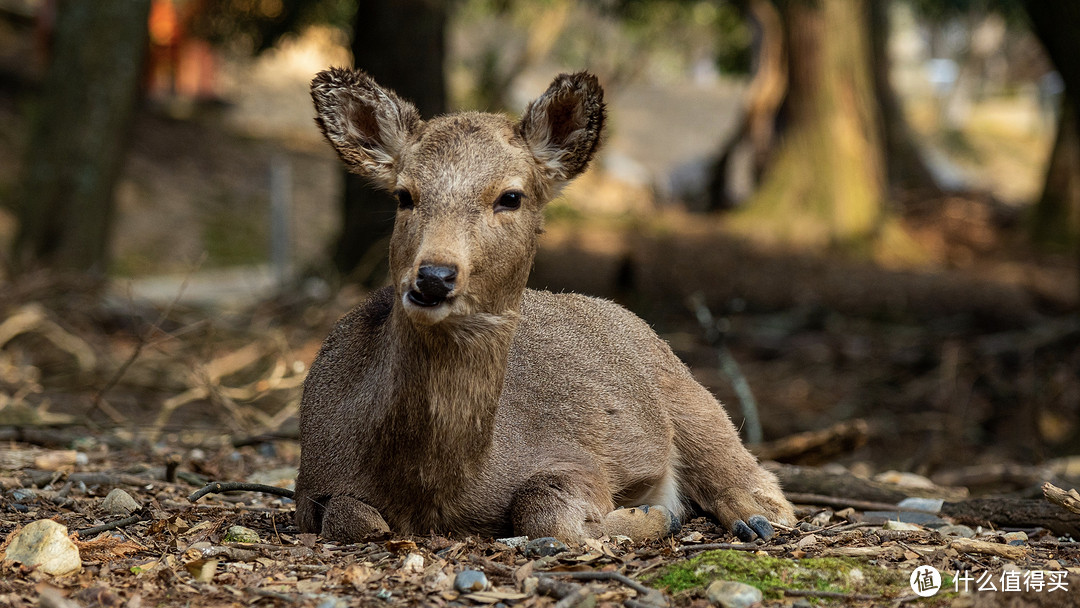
xmin=602 ymin=505 xmax=680 ymax=542
xmin=732 ymin=514 xmax=775 ymax=542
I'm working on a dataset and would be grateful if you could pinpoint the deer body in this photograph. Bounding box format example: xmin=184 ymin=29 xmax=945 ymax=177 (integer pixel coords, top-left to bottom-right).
xmin=295 ymin=68 xmax=794 ymax=543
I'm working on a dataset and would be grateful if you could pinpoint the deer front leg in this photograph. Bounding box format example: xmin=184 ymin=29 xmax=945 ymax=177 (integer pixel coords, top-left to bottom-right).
xmin=510 ymin=470 xmax=613 ymax=543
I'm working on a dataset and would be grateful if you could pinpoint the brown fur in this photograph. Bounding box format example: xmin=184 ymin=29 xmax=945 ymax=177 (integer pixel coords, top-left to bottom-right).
xmin=295 ymin=68 xmax=795 ymax=543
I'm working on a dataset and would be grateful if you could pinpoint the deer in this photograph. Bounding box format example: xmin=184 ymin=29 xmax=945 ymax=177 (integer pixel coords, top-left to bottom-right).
xmin=294 ymin=67 xmax=795 ymax=545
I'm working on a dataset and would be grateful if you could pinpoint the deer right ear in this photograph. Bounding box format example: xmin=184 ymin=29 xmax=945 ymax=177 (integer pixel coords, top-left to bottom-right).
xmin=518 ymin=72 xmax=606 ymax=184
xmin=311 ymin=68 xmax=421 ymax=190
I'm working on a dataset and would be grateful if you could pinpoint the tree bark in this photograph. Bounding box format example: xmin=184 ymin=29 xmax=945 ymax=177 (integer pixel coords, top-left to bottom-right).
xmin=12 ymin=0 xmax=152 ymax=275
xmin=333 ymin=0 xmax=447 ymax=285
xmin=1030 ymin=99 xmax=1080 ymax=246
xmin=735 ymin=0 xmax=885 ymax=247
xmin=867 ymin=0 xmax=940 ymax=197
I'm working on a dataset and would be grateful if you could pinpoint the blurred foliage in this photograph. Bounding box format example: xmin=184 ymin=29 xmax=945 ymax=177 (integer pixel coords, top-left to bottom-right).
xmin=615 ymin=0 xmax=751 ymax=75
xmin=905 ymin=0 xmax=1027 ymax=26
xmin=188 ymin=0 xmax=355 ymax=54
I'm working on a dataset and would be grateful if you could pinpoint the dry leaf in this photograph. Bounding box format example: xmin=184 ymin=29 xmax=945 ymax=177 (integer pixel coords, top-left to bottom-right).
xmin=184 ymin=558 xmax=218 ymax=583
xmin=74 ymin=535 xmax=143 ymax=562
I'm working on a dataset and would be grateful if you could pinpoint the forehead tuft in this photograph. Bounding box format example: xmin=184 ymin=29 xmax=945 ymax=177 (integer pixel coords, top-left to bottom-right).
xmin=414 ymin=113 xmax=518 ymax=159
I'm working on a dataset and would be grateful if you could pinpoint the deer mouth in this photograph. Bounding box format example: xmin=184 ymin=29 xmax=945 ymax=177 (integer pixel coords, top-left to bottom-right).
xmin=406 ymin=289 xmax=450 ymax=308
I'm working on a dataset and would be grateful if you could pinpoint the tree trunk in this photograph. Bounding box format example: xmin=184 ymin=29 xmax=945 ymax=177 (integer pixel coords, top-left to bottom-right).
xmin=867 ymin=0 xmax=939 ymax=197
xmin=735 ymin=0 xmax=885 ymax=247
xmin=333 ymin=0 xmax=447 ymax=285
xmin=12 ymin=0 xmax=152 ymax=274
xmin=1030 ymin=99 xmax=1080 ymax=246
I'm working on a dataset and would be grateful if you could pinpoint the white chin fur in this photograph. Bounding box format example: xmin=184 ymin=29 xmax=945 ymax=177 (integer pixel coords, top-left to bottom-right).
xmin=401 ymin=292 xmax=453 ymax=325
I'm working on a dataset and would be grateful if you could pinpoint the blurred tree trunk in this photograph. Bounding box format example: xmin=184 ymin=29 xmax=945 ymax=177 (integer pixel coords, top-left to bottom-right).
xmin=737 ymin=0 xmax=885 ymax=246
xmin=1022 ymin=1 xmax=1080 ymax=248
xmin=867 ymin=0 xmax=939 ymax=197
xmin=12 ymin=0 xmax=151 ymax=275
xmin=1030 ymin=101 xmax=1080 ymax=246
xmin=334 ymin=0 xmax=447 ymax=285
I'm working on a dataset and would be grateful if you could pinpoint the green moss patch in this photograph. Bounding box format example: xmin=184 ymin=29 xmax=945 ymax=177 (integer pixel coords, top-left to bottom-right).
xmin=648 ymin=549 xmax=906 ymax=600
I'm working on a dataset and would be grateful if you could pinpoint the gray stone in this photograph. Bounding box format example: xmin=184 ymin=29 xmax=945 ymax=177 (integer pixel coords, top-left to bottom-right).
xmin=524 ymin=537 xmax=568 ymax=558
xmin=882 ymin=520 xmax=922 ymax=531
xmin=2 ymin=519 xmax=82 ymax=576
xmin=897 ymin=497 xmax=944 ymax=513
xmin=937 ymin=524 xmax=976 ymax=538
xmin=706 ymin=580 xmax=763 ymax=608
xmin=454 ymin=569 xmax=489 ymax=593
xmin=223 ymin=525 xmax=260 ymax=543
xmin=495 ymin=535 xmax=529 ymax=549
xmin=100 ymin=488 xmax=140 ymax=515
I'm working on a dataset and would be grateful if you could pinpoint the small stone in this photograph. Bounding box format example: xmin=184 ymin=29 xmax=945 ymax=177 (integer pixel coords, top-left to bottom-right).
xmin=937 ymin=525 xmax=976 ymax=538
xmin=706 ymin=580 xmax=763 ymax=608
xmin=796 ymin=522 xmax=821 ymax=532
xmin=882 ymin=520 xmax=922 ymax=531
xmin=796 ymin=534 xmax=818 ymax=549
xmin=495 ymin=536 xmax=529 ymax=549
xmin=402 ymin=552 xmax=424 ymax=574
xmin=223 ymin=525 xmax=260 ymax=543
xmin=454 ymin=569 xmax=489 ymax=593
xmin=3 ymin=519 xmax=82 ymax=576
xmin=100 ymin=488 xmax=140 ymax=516
xmin=10 ymin=488 xmax=36 ymax=503
xmin=1003 ymin=531 xmax=1027 ymax=545
xmin=681 ymin=531 xmax=704 ymax=543
xmin=524 ymin=537 xmax=568 ymax=558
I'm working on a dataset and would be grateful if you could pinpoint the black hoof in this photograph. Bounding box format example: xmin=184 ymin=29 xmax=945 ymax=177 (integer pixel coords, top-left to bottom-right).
xmin=748 ymin=515 xmax=774 ymax=540
xmin=732 ymin=519 xmax=755 ymax=542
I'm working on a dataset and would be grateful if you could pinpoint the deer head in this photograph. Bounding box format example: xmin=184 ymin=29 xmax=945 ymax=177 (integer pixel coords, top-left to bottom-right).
xmin=311 ymin=68 xmax=605 ymax=327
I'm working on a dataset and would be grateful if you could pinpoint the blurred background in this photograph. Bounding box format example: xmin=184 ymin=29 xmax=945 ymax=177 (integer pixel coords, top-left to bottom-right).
xmin=0 ymin=0 xmax=1078 ymax=483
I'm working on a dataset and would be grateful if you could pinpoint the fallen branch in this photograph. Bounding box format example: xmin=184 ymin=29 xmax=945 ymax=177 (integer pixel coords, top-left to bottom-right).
xmin=781 ymin=588 xmax=882 ymax=601
xmin=1043 ymin=482 xmax=1080 ymax=515
xmin=188 ymin=481 xmax=296 ymax=503
xmin=947 ymin=537 xmax=1028 ymax=560
xmin=784 ymin=492 xmax=939 ymax=514
xmin=75 ymin=511 xmax=150 ymax=538
xmin=534 ymin=571 xmax=665 ymax=605
xmin=677 ymin=542 xmax=788 ymax=553
xmin=753 ymin=419 xmax=869 ymax=464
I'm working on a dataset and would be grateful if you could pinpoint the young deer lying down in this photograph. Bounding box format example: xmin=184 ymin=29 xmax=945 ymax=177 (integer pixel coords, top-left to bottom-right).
xmin=295 ymin=68 xmax=795 ymax=543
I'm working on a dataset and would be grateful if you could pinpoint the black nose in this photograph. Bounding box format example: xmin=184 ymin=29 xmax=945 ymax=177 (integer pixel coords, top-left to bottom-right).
xmin=410 ymin=264 xmax=457 ymax=306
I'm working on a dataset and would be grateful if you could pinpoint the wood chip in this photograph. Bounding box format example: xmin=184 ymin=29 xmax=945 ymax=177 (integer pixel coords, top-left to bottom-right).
xmin=948 ymin=537 xmax=1028 ymax=560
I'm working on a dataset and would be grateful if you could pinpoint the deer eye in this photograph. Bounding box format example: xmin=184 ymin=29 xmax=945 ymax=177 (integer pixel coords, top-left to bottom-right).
xmin=494 ymin=191 xmax=524 ymax=212
xmin=395 ymin=188 xmax=414 ymax=210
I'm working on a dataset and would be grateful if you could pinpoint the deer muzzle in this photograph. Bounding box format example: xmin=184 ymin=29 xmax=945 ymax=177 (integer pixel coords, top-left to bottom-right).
xmin=407 ymin=263 xmax=458 ymax=307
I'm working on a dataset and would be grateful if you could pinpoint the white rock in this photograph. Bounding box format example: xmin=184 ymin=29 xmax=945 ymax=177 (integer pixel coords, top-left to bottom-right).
xmin=706 ymin=580 xmax=763 ymax=608
xmin=402 ymin=552 xmax=424 ymax=574
xmin=100 ymin=488 xmax=140 ymax=515
xmin=882 ymin=520 xmax=923 ymax=531
xmin=3 ymin=519 xmax=82 ymax=576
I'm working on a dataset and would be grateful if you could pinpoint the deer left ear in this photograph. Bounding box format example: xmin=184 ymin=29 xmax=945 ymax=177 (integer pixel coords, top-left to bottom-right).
xmin=517 ymin=72 xmax=606 ymax=183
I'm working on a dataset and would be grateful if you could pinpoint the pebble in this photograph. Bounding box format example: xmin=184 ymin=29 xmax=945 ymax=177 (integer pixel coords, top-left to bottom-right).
xmin=1004 ymin=531 xmax=1028 ymax=546
xmin=796 ymin=534 xmax=819 ymax=549
xmin=454 ymin=569 xmax=489 ymax=593
xmin=706 ymin=580 xmax=763 ymax=608
xmin=100 ymin=488 xmax=140 ymax=516
xmin=937 ymin=525 xmax=976 ymax=538
xmin=2 ymin=519 xmax=82 ymax=576
xmin=524 ymin=537 xmax=568 ymax=558
xmin=402 ymin=552 xmax=424 ymax=574
xmin=495 ymin=536 xmax=529 ymax=549
xmin=882 ymin=520 xmax=922 ymax=531
xmin=10 ymin=488 xmax=36 ymax=503
xmin=223 ymin=525 xmax=260 ymax=543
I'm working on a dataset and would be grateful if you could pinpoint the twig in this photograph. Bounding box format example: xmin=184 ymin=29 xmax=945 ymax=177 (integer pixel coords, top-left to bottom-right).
xmin=1043 ymin=482 xmax=1080 ymax=514
xmin=677 ymin=542 xmax=787 ymax=553
xmin=76 ymin=511 xmax=149 ymax=538
xmin=245 ymin=588 xmax=298 ymax=603
xmin=89 ymin=259 xmax=201 ymax=421
xmin=188 ymin=481 xmax=295 ymax=502
xmin=687 ymin=292 xmax=762 ymax=445
xmin=781 ymin=588 xmax=881 ymax=601
xmin=784 ymin=492 xmax=940 ymax=514
xmin=534 ymin=571 xmax=658 ymax=599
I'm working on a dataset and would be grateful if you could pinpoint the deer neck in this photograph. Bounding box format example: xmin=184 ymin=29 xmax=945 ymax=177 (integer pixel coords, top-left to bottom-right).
xmin=381 ymin=305 xmax=519 ymax=470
